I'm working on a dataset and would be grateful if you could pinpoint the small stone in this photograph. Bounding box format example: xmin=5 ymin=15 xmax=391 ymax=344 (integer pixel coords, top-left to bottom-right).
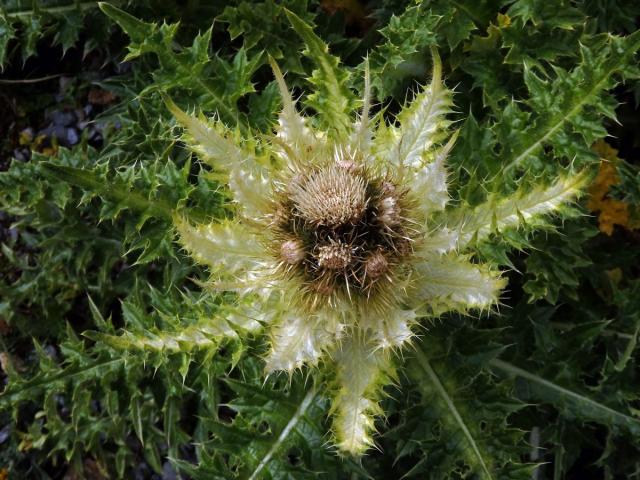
xmin=39 ymin=125 xmax=66 ymax=144
xmin=44 ymin=345 xmax=58 ymax=360
xmin=0 ymin=425 xmax=10 ymax=444
xmin=162 ymin=462 xmax=178 ymax=480
xmin=12 ymin=148 xmax=30 ymax=162
xmin=18 ymin=128 xmax=34 ymax=145
xmin=75 ymin=108 xmax=85 ymax=122
xmin=50 ymin=109 xmax=76 ymax=127
xmin=66 ymin=128 xmax=79 ymax=146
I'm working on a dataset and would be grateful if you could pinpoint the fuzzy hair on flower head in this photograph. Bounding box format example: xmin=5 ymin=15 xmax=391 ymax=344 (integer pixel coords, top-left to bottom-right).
xmin=167 ymin=10 xmax=588 ymax=455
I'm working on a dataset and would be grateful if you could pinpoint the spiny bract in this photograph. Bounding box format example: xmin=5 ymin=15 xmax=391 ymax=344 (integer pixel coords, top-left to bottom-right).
xmin=168 ymin=13 xmax=587 ymax=455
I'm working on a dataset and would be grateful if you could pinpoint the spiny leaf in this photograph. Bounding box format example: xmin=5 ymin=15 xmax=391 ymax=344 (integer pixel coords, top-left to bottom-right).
xmin=284 ymin=9 xmax=356 ymax=137
xmin=0 ymin=13 xmax=16 ymax=68
xmin=331 ymin=335 xmax=394 ymax=455
xmin=390 ymin=48 xmax=453 ymax=169
xmin=0 ymin=356 xmax=124 ymax=406
xmin=98 ymin=2 xmax=151 ymax=44
xmin=413 ymin=254 xmax=506 ymax=315
xmin=490 ymin=358 xmax=640 ymax=436
xmin=413 ymin=349 xmax=495 ymax=479
xmin=217 ymin=0 xmax=310 ymax=74
xmin=501 ymin=31 xmax=640 ymax=176
xmin=174 ymin=219 xmax=264 ymax=274
xmin=42 ymin=163 xmax=171 ymax=220
xmin=363 ymin=4 xmax=439 ymax=99
xmin=454 ymin=171 xmax=590 ymax=248
xmin=40 ymin=162 xmax=208 ymax=223
xmin=100 ymin=2 xmax=261 ymax=127
xmin=246 ymin=387 xmax=317 ymax=480
xmin=185 ymin=373 xmax=364 ymax=479
xmin=395 ymin=332 xmax=531 ymax=479
xmin=1 ymin=1 xmax=110 ymax=67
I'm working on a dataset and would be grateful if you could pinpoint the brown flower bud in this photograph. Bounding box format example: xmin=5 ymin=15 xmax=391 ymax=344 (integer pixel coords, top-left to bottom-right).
xmin=281 ymin=239 xmax=305 ymax=265
xmin=364 ymin=250 xmax=389 ymax=279
xmin=378 ymin=196 xmax=401 ymax=227
xmin=317 ymin=241 xmax=352 ymax=270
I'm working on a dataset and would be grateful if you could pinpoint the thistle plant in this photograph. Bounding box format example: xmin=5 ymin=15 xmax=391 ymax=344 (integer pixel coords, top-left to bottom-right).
xmin=2 ymin=1 xmax=640 ymax=477
xmin=168 ymin=11 xmax=588 ymax=455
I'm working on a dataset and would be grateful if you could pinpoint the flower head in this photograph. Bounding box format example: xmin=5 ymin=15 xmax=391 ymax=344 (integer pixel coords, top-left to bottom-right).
xmin=168 ymin=12 xmax=587 ymax=455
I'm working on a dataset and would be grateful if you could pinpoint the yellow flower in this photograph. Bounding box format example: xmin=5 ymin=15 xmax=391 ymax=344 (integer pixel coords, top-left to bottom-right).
xmin=588 ymin=140 xmax=638 ymax=235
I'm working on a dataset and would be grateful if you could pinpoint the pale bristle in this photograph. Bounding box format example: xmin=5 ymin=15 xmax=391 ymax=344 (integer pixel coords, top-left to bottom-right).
xmin=290 ymin=166 xmax=367 ymax=227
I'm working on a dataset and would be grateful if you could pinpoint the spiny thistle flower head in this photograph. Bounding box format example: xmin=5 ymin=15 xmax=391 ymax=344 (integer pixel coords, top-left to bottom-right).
xmin=272 ymin=159 xmax=417 ymax=308
xmin=168 ymin=11 xmax=588 ymax=456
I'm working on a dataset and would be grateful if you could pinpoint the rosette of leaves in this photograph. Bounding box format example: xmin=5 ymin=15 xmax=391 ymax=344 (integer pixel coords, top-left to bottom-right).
xmin=168 ymin=10 xmax=587 ymax=455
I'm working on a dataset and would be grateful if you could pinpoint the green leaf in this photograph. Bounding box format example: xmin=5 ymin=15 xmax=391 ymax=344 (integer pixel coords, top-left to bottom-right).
xmin=284 ymin=9 xmax=356 ymax=136
xmin=41 ymin=163 xmax=174 ymax=220
xmin=54 ymin=10 xmax=82 ymax=53
xmin=501 ymin=31 xmax=640 ymax=176
xmin=507 ymin=0 xmax=584 ymax=30
xmin=40 ymin=162 xmax=207 ymax=223
xmin=523 ymin=220 xmax=597 ymax=303
xmin=131 ymin=394 xmax=145 ymax=446
xmin=246 ymin=386 xmax=317 ymax=480
xmin=100 ymin=2 xmax=260 ymax=127
xmin=19 ymin=13 xmax=42 ymax=63
xmin=394 ymin=329 xmax=531 ymax=479
xmin=490 ymin=359 xmax=640 ymax=436
xmin=98 ymin=2 xmax=152 ymax=44
xmin=217 ymin=0 xmax=310 ymax=74
xmin=412 ymin=349 xmax=497 ymax=480
xmin=426 ymin=0 xmax=499 ymax=49
xmin=182 ymin=373 xmax=365 ymax=478
xmin=0 ymin=355 xmax=124 ymax=406
xmin=363 ymin=5 xmax=439 ymax=99
xmin=0 ymin=13 xmax=16 ymax=68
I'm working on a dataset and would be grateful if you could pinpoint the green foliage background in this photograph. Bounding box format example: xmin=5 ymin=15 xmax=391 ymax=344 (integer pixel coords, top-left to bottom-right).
xmin=0 ymin=0 xmax=639 ymax=478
